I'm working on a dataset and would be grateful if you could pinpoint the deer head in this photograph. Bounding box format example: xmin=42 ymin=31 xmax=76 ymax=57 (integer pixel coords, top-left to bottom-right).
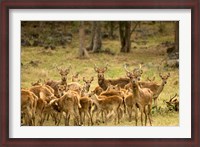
xmin=159 ymin=73 xmax=170 ymax=85
xmin=72 ymin=72 xmax=80 ymax=82
xmin=57 ymin=84 xmax=68 ymax=97
xmin=146 ymin=76 xmax=155 ymax=82
xmin=94 ymin=64 xmax=108 ymax=80
xmin=83 ymin=76 xmax=94 ymax=92
xmin=132 ymin=64 xmax=143 ymax=81
xmin=124 ymin=63 xmax=143 ymax=81
xmin=31 ymin=79 xmax=42 ymax=86
xmin=106 ymin=84 xmax=120 ymax=92
xmin=56 ymin=65 xmax=71 ymax=78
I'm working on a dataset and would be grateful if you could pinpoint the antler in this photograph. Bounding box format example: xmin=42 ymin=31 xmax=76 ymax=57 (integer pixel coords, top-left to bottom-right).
xmin=123 ymin=63 xmax=130 ymax=73
xmin=147 ymin=76 xmax=155 ymax=82
xmin=94 ymin=64 xmax=99 ymax=72
xmin=167 ymin=72 xmax=170 ymax=78
xmin=90 ymin=76 xmax=94 ymax=82
xmin=169 ymin=93 xmax=177 ymax=102
xmin=103 ymin=63 xmax=108 ymax=72
xmin=83 ymin=77 xmax=86 ymax=82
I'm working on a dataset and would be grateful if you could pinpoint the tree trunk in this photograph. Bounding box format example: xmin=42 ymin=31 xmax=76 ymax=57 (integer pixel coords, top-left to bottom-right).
xmin=119 ymin=21 xmax=131 ymax=53
xmin=92 ymin=22 xmax=102 ymax=52
xmin=79 ymin=21 xmax=89 ymax=58
xmin=87 ymin=22 xmax=96 ymax=50
xmin=109 ymin=21 xmax=114 ymax=39
xmin=87 ymin=21 xmax=102 ymax=53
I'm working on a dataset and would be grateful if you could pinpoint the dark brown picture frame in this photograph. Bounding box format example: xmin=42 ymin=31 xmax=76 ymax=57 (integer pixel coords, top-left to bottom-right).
xmin=0 ymin=0 xmax=199 ymax=146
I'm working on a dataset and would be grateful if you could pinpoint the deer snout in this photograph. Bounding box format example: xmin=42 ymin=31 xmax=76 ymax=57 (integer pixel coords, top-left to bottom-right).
xmin=98 ymin=74 xmax=104 ymax=79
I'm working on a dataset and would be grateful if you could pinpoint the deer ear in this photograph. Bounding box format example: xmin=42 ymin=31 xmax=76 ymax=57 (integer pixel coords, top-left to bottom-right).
xmin=103 ymin=66 xmax=108 ymax=72
xmin=91 ymin=76 xmax=94 ymax=82
xmin=126 ymin=72 xmax=132 ymax=78
xmin=159 ymin=73 xmax=162 ymax=78
xmin=116 ymin=84 xmax=120 ymax=90
xmin=167 ymin=73 xmax=170 ymax=77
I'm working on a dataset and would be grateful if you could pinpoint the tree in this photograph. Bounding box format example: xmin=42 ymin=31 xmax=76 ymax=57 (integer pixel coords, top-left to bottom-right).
xmin=79 ymin=21 xmax=89 ymax=58
xmin=87 ymin=21 xmax=102 ymax=53
xmin=119 ymin=21 xmax=140 ymax=53
xmin=119 ymin=21 xmax=131 ymax=53
xmin=109 ymin=21 xmax=115 ymax=39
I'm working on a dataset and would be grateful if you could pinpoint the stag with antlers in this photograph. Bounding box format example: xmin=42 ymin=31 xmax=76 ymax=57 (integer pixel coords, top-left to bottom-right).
xmin=127 ymin=71 xmax=153 ymax=126
xmin=94 ymin=64 xmax=130 ymax=90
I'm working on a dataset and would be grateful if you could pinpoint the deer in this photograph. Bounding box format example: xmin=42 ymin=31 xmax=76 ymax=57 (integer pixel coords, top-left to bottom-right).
xmin=31 ymin=79 xmax=55 ymax=94
xmin=124 ymin=64 xmax=143 ymax=90
xmin=82 ymin=77 xmax=94 ymax=93
xmin=94 ymin=64 xmax=130 ymax=90
xmin=90 ymin=93 xmax=123 ymax=125
xmin=45 ymin=65 xmax=71 ymax=97
xmin=139 ymin=73 xmax=170 ymax=109
xmin=166 ymin=93 xmax=179 ymax=111
xmin=29 ymin=85 xmax=57 ymax=103
xmin=127 ymin=72 xmax=153 ymax=126
xmin=79 ymin=96 xmax=93 ymax=126
xmin=91 ymin=86 xmax=104 ymax=96
xmin=146 ymin=76 xmax=155 ymax=82
xmin=51 ymin=91 xmax=80 ymax=126
xmin=72 ymin=72 xmax=80 ymax=82
xmin=21 ymin=89 xmax=38 ymax=126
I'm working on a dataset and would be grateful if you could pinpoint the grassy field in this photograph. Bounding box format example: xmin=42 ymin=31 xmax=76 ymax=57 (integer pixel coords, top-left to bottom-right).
xmin=21 ymin=22 xmax=179 ymax=126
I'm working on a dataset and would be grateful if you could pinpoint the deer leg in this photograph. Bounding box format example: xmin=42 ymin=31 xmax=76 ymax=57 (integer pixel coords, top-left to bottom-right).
xmin=83 ymin=112 xmax=86 ymax=126
xmin=133 ymin=105 xmax=138 ymax=126
xmin=148 ymin=104 xmax=152 ymax=126
xmin=88 ymin=109 xmax=93 ymax=126
xmin=144 ymin=106 xmax=148 ymax=126
xmin=154 ymin=98 xmax=158 ymax=110
xmin=117 ymin=108 xmax=121 ymax=124
xmin=140 ymin=107 xmax=144 ymax=126
xmin=127 ymin=106 xmax=132 ymax=122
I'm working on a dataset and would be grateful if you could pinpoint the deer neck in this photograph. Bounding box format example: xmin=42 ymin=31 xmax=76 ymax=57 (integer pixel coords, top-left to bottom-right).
xmin=131 ymin=83 xmax=140 ymax=98
xmin=98 ymin=78 xmax=107 ymax=90
xmin=155 ymin=81 xmax=165 ymax=97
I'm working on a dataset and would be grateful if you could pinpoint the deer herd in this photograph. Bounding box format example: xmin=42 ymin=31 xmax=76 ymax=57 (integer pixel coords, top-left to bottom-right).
xmin=21 ymin=64 xmax=171 ymax=126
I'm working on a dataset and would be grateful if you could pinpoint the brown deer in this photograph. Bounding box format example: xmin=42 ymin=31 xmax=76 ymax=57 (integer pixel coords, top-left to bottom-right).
xmin=146 ymin=76 xmax=155 ymax=82
xmin=29 ymin=85 xmax=57 ymax=103
xmin=79 ymin=96 xmax=93 ymax=126
xmin=72 ymin=72 xmax=80 ymax=82
xmin=91 ymin=86 xmax=104 ymax=96
xmin=139 ymin=73 xmax=170 ymax=108
xmin=51 ymin=91 xmax=80 ymax=126
xmin=45 ymin=65 xmax=71 ymax=97
xmin=90 ymin=94 xmax=123 ymax=125
xmin=21 ymin=89 xmax=38 ymax=126
xmin=94 ymin=64 xmax=130 ymax=90
xmin=166 ymin=93 xmax=179 ymax=111
xmin=82 ymin=77 xmax=94 ymax=92
xmin=124 ymin=93 xmax=138 ymax=125
xmin=124 ymin=64 xmax=143 ymax=90
xmin=127 ymin=72 xmax=153 ymax=126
